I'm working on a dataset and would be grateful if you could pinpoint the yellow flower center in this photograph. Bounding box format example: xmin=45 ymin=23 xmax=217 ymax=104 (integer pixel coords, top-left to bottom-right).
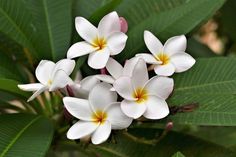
xmin=91 ymin=110 xmax=107 ymax=124
xmin=132 ymin=88 xmax=148 ymax=104
xmin=155 ymin=53 xmax=170 ymax=65
xmin=92 ymin=37 xmax=107 ymax=50
xmin=47 ymin=79 xmax=52 ymax=85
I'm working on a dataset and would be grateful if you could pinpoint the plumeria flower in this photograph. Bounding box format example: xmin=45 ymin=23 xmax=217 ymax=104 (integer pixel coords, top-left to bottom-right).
xmin=69 ymin=76 xmax=100 ymax=99
xmin=67 ymin=11 xmax=128 ymax=69
xmin=63 ymin=82 xmax=132 ymax=145
xmin=96 ymin=57 xmax=140 ymax=84
xmin=18 ymin=59 xmax=75 ymax=102
xmin=136 ymin=30 xmax=195 ymax=76
xmin=113 ymin=58 xmax=174 ymax=119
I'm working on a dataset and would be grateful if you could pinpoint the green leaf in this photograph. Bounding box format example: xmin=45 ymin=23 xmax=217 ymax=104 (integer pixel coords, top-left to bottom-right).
xmin=116 ymin=0 xmax=225 ymax=61
xmin=168 ymin=57 xmax=236 ymax=126
xmin=0 ymin=78 xmax=29 ymax=98
xmin=0 ymin=114 xmax=53 ymax=157
xmin=0 ymin=0 xmax=37 ymax=59
xmin=27 ymin=0 xmax=72 ymax=61
xmin=172 ymin=152 xmax=185 ymax=157
xmin=91 ymin=129 xmax=234 ymax=157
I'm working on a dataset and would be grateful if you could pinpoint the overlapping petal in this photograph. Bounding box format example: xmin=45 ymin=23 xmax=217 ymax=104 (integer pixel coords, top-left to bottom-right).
xmin=154 ymin=63 xmax=175 ymax=76
xmin=88 ymin=48 xmax=110 ymax=69
xmin=163 ymin=35 xmax=187 ymax=56
xmin=121 ymin=99 xmax=146 ymax=119
xmin=107 ymin=32 xmax=128 ymax=55
xmin=67 ymin=42 xmax=96 ymax=59
xmin=144 ymin=30 xmax=163 ymax=55
xmin=91 ymin=121 xmax=111 ymax=145
xmin=35 ymin=60 xmax=55 ymax=85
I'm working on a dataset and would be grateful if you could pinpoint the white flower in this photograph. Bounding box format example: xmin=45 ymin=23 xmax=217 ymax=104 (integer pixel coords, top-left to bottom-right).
xmin=63 ymin=82 xmax=133 ymax=145
xmin=113 ymin=58 xmax=173 ymax=119
xmin=96 ymin=57 xmax=140 ymax=84
xmin=69 ymin=76 xmax=100 ymax=99
xmin=18 ymin=59 xmax=75 ymax=102
xmin=136 ymin=30 xmax=195 ymax=76
xmin=67 ymin=11 xmax=128 ymax=69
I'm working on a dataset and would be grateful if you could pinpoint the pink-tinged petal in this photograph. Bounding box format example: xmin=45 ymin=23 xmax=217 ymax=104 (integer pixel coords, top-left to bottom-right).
xmin=75 ymin=17 xmax=98 ymax=43
xmin=121 ymin=99 xmax=146 ymax=119
xmin=143 ymin=95 xmax=169 ymax=120
xmin=163 ymin=35 xmax=187 ymax=56
xmin=53 ymin=59 xmax=75 ymax=76
xmin=98 ymin=11 xmax=120 ymax=38
xmin=145 ymin=76 xmax=174 ymax=99
xmin=18 ymin=83 xmax=44 ymax=92
xmin=154 ymin=63 xmax=175 ymax=76
xmin=132 ymin=58 xmax=149 ymax=89
xmin=67 ymin=121 xmax=99 ymax=140
xmin=113 ymin=76 xmax=136 ymax=101
xmin=119 ymin=17 xmax=128 ymax=33
xmin=107 ymin=32 xmax=128 ymax=55
xmin=89 ymin=83 xmax=117 ymax=112
xmin=122 ymin=57 xmax=139 ymax=77
xmin=88 ymin=48 xmax=110 ymax=69
xmin=49 ymin=70 xmax=73 ymax=91
xmin=63 ymin=97 xmax=93 ymax=121
xmin=106 ymin=102 xmax=133 ymax=129
xmin=91 ymin=121 xmax=111 ymax=145
xmin=136 ymin=53 xmax=161 ymax=64
xmin=27 ymin=86 xmax=48 ymax=102
xmin=106 ymin=57 xmax=123 ymax=79
xmin=170 ymin=52 xmax=196 ymax=73
xmin=144 ymin=30 xmax=163 ymax=56
xmin=67 ymin=41 xmax=96 ymax=59
xmin=96 ymin=75 xmax=115 ymax=84
xmin=35 ymin=60 xmax=55 ymax=85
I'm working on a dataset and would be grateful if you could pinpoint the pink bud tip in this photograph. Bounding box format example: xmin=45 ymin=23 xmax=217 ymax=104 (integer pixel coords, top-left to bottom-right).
xmin=119 ymin=17 xmax=128 ymax=33
xmin=165 ymin=122 xmax=174 ymax=131
xmin=100 ymin=68 xmax=107 ymax=74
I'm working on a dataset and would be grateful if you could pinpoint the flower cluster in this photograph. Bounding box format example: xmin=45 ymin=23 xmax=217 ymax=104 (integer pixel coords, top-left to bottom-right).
xmin=18 ymin=12 xmax=195 ymax=145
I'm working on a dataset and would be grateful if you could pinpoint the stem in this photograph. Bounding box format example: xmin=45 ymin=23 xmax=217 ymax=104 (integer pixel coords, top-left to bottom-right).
xmin=122 ymin=131 xmax=157 ymax=145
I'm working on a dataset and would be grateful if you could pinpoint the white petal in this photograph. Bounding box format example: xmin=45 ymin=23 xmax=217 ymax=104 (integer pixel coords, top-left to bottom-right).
xmin=143 ymin=96 xmax=169 ymax=120
xmin=53 ymin=59 xmax=75 ymax=76
xmin=132 ymin=58 xmax=149 ymax=89
xmin=106 ymin=57 xmax=123 ymax=79
xmin=27 ymin=86 xmax=48 ymax=102
xmin=135 ymin=53 xmax=161 ymax=64
xmin=144 ymin=30 xmax=163 ymax=56
xmin=170 ymin=52 xmax=196 ymax=72
xmin=88 ymin=48 xmax=110 ymax=69
xmin=67 ymin=121 xmax=98 ymax=140
xmin=75 ymin=17 xmax=98 ymax=43
xmin=35 ymin=60 xmax=55 ymax=85
xmin=89 ymin=82 xmax=117 ymax=112
xmin=18 ymin=83 xmax=44 ymax=91
xmin=107 ymin=32 xmax=128 ymax=55
xmin=113 ymin=76 xmax=136 ymax=101
xmin=122 ymin=57 xmax=139 ymax=77
xmin=96 ymin=75 xmax=115 ymax=84
xmin=106 ymin=102 xmax=133 ymax=129
xmin=91 ymin=121 xmax=111 ymax=145
xmin=80 ymin=76 xmax=100 ymax=91
xmin=63 ymin=97 xmax=93 ymax=121
xmin=67 ymin=42 xmax=96 ymax=59
xmin=154 ymin=63 xmax=175 ymax=76
xmin=145 ymin=76 xmax=174 ymax=99
xmin=163 ymin=35 xmax=187 ymax=56
xmin=98 ymin=11 xmax=120 ymax=38
xmin=49 ymin=70 xmax=73 ymax=91
xmin=121 ymin=99 xmax=146 ymax=119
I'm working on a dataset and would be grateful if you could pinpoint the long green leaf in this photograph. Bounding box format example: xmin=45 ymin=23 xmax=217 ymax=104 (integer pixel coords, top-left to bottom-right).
xmin=91 ymin=129 xmax=234 ymax=157
xmin=116 ymin=0 xmax=225 ymax=61
xmin=172 ymin=152 xmax=185 ymax=157
xmin=168 ymin=57 xmax=236 ymax=126
xmin=27 ymin=0 xmax=72 ymax=61
xmin=0 ymin=0 xmax=37 ymax=59
xmin=0 ymin=114 xmax=53 ymax=157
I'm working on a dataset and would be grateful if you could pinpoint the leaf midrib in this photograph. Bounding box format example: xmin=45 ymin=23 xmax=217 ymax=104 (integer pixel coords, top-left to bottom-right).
xmin=42 ymin=0 xmax=55 ymax=61
xmin=0 ymin=116 xmax=41 ymax=157
xmin=175 ymin=79 xmax=236 ymax=91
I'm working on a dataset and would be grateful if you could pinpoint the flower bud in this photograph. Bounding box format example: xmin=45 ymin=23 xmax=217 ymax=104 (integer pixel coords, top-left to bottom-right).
xmin=119 ymin=17 xmax=128 ymax=33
